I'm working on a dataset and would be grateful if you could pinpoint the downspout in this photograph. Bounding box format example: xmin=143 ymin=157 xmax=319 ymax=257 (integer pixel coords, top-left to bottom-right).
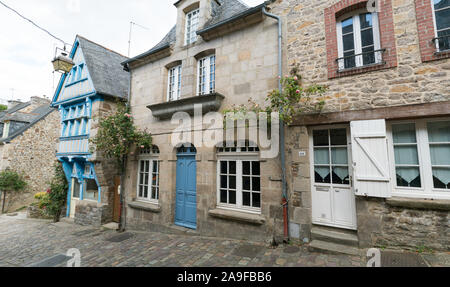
xmin=262 ymin=5 xmax=289 ymax=242
xmin=118 ymin=63 xmax=132 ymax=232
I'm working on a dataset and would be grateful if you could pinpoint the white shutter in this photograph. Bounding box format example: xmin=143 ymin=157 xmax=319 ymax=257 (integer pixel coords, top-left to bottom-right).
xmin=350 ymin=120 xmax=391 ymax=198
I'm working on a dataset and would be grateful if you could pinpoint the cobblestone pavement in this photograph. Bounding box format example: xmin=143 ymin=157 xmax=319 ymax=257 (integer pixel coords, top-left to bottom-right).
xmin=0 ymin=213 xmax=448 ymax=267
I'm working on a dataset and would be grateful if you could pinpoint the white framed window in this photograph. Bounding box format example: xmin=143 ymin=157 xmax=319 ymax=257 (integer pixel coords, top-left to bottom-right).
xmin=216 ymin=144 xmax=261 ymax=214
xmin=167 ymin=65 xmax=182 ymax=102
xmin=185 ymin=9 xmax=200 ymax=45
xmin=197 ymin=55 xmax=216 ymax=95
xmin=336 ymin=11 xmax=382 ymax=70
xmin=137 ymin=146 xmax=160 ymax=203
xmin=431 ymin=0 xmax=450 ymax=52
xmin=387 ymin=118 xmax=450 ymax=200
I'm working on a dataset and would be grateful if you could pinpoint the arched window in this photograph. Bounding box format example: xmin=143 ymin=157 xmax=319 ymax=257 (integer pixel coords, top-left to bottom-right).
xmin=137 ymin=145 xmax=160 ymax=203
xmin=216 ymin=141 xmax=261 ymax=213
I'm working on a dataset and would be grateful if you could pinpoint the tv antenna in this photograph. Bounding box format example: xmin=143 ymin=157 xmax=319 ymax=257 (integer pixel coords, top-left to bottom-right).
xmin=128 ymin=21 xmax=149 ymax=58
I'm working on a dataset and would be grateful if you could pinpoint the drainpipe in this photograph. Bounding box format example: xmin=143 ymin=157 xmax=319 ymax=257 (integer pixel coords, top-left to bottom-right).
xmin=262 ymin=5 xmax=289 ymax=242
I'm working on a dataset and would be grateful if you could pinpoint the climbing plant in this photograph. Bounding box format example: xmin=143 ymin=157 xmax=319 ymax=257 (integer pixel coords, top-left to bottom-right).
xmin=223 ymin=68 xmax=328 ymax=124
xmin=90 ymin=102 xmax=153 ymax=171
xmin=45 ymin=163 xmax=69 ymax=222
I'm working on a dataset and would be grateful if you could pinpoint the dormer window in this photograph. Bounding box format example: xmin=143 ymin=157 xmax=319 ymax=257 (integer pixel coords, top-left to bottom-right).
xmin=185 ymin=8 xmax=200 ymax=45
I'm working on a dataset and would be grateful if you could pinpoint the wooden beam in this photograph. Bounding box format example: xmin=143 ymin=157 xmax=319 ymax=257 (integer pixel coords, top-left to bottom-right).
xmin=291 ymin=101 xmax=450 ymax=126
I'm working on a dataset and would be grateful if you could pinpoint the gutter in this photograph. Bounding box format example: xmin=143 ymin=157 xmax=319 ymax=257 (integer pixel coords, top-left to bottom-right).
xmin=196 ymin=3 xmax=266 ymax=36
xmin=262 ymin=5 xmax=289 ymax=242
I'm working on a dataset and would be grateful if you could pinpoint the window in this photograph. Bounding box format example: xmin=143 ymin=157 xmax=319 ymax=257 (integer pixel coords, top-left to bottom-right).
xmin=313 ymin=129 xmax=350 ymax=185
xmin=432 ymin=0 xmax=450 ymax=52
xmin=185 ymin=9 xmax=200 ymax=45
xmin=83 ymin=179 xmax=99 ymax=201
xmin=197 ymin=55 xmax=216 ymax=95
xmin=337 ymin=12 xmax=382 ymax=70
xmin=61 ymin=103 xmax=90 ymax=137
xmin=167 ymin=65 xmax=182 ymax=101
xmin=137 ymin=146 xmax=160 ymax=203
xmin=72 ymin=178 xmax=81 ymax=199
xmin=217 ymin=143 xmax=261 ymax=213
xmin=388 ymin=119 xmax=450 ymax=199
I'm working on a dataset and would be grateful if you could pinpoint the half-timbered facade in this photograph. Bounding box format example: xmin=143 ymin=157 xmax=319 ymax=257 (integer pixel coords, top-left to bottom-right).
xmin=52 ymin=36 xmax=129 ymax=226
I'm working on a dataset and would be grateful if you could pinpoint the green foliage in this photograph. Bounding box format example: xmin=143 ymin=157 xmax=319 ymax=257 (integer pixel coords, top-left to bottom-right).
xmin=223 ymin=68 xmax=328 ymax=125
xmin=46 ymin=163 xmax=69 ymax=222
xmin=0 ymin=170 xmax=27 ymax=193
xmin=90 ymin=102 xmax=152 ymax=170
xmin=0 ymin=105 xmax=7 ymax=111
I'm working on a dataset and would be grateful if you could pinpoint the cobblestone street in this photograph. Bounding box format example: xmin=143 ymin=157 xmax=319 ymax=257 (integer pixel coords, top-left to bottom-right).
xmin=0 ymin=213 xmax=448 ymax=267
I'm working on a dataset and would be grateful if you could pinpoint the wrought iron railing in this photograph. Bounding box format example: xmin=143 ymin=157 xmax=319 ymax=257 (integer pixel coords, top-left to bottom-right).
xmin=336 ymin=48 xmax=386 ymax=71
xmin=432 ymin=34 xmax=450 ymax=53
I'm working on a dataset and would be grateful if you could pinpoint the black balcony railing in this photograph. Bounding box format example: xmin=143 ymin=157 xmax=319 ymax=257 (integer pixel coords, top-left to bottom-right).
xmin=336 ymin=48 xmax=386 ymax=71
xmin=432 ymin=34 xmax=450 ymax=53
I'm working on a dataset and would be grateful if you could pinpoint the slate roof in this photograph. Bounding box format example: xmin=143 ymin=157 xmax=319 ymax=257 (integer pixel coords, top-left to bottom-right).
xmin=77 ymin=36 xmax=130 ymax=99
xmin=0 ymin=100 xmax=55 ymax=143
xmin=123 ymin=0 xmax=256 ymax=65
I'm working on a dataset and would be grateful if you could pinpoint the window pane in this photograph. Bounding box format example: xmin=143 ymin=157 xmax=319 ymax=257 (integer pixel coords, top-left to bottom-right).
xmin=252 ymin=193 xmax=261 ymax=208
xmin=220 ymin=161 xmax=227 ymax=174
xmin=332 ymin=166 xmax=349 ymax=185
xmin=331 ymin=148 xmax=348 ymax=165
xmin=396 ymin=167 xmax=421 ymax=188
xmin=144 ymin=186 xmax=148 ymax=198
xmin=429 ymin=145 xmax=450 ymax=165
xmin=330 ymin=129 xmax=347 ymax=145
xmin=314 ymin=148 xmax=330 ymax=165
xmin=72 ymin=179 xmax=80 ymax=198
xmin=243 ymin=161 xmax=251 ymax=175
xmin=229 ymin=161 xmax=236 ymax=174
xmin=393 ymin=124 xmax=417 ymax=143
xmin=252 ymin=162 xmax=260 ymax=176
xmin=139 ymin=186 xmax=143 ymax=197
xmin=252 ymin=177 xmax=261 ymax=192
xmin=229 ymin=190 xmax=236 ymax=204
xmin=427 ymin=121 xmax=450 ymax=142
xmin=360 ymin=13 xmax=373 ymax=29
xmin=362 ymin=46 xmax=376 ymax=65
xmin=344 ymin=51 xmax=356 ymax=68
xmin=243 ymin=192 xmax=251 ymax=206
xmin=220 ymin=176 xmax=227 ymax=189
xmin=394 ymin=146 xmax=419 ymax=165
xmin=229 ymin=176 xmax=236 ymax=190
xmin=243 ymin=176 xmax=251 ymax=190
xmin=433 ymin=167 xmax=450 ymax=189
xmin=341 ymin=17 xmax=353 ymax=34
xmin=361 ymin=28 xmax=374 ymax=47
xmin=313 ymin=130 xmax=329 ymax=146
xmin=437 ymin=30 xmax=450 ymax=51
xmin=220 ymin=190 xmax=228 ymax=203
xmin=152 ymin=187 xmax=157 ymax=200
xmin=315 ymin=166 xmax=331 ymax=184
xmin=435 ymin=7 xmax=450 ymax=31
xmin=343 ymin=34 xmax=355 ymax=51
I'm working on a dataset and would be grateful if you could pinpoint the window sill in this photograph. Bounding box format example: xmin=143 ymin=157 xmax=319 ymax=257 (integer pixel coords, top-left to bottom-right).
xmin=433 ymin=50 xmax=450 ymax=59
xmin=337 ymin=62 xmax=386 ymax=74
xmin=386 ymin=197 xmax=450 ymax=211
xmin=208 ymin=208 xmax=265 ymax=225
xmin=147 ymin=93 xmax=224 ymax=120
xmin=128 ymin=201 xmax=161 ymax=213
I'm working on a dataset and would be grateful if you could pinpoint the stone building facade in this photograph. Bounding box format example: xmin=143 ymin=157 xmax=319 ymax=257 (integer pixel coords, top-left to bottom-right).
xmin=0 ymin=97 xmax=60 ymax=213
xmin=122 ymin=0 xmax=286 ymax=241
xmin=269 ymin=0 xmax=450 ymax=251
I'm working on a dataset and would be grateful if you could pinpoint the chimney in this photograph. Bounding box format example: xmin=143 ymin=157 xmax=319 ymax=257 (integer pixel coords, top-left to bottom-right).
xmin=7 ymin=100 xmax=23 ymax=109
xmin=30 ymin=96 xmax=50 ymax=106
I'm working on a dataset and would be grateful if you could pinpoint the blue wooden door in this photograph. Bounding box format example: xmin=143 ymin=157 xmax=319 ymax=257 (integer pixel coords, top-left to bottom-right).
xmin=175 ymin=150 xmax=197 ymax=229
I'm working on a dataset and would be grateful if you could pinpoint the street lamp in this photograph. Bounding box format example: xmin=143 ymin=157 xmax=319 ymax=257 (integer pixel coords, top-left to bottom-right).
xmin=52 ymin=47 xmax=74 ymax=73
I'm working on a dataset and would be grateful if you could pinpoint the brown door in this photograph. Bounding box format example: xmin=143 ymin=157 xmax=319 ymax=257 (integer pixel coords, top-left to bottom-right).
xmin=113 ymin=176 xmax=121 ymax=223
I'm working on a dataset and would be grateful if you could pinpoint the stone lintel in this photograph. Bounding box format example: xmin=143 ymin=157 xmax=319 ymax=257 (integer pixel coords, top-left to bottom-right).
xmin=208 ymin=208 xmax=266 ymax=225
xmin=128 ymin=201 xmax=161 ymax=213
xmin=386 ymin=197 xmax=450 ymax=211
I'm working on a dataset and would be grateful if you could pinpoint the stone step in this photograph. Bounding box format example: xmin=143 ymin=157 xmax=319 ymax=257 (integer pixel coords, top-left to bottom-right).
xmin=309 ymin=240 xmax=361 ymax=256
xmin=311 ymin=226 xmax=359 ymax=247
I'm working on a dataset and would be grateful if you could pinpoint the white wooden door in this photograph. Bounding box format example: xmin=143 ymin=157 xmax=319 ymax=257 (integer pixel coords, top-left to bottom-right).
xmin=69 ymin=178 xmax=81 ymax=218
xmin=310 ymin=127 xmax=357 ymax=230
